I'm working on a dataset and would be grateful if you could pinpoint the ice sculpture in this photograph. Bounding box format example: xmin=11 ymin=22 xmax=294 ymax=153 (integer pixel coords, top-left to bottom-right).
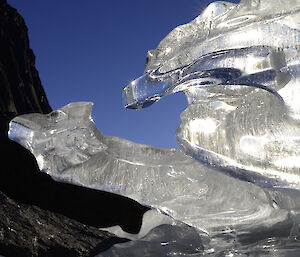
xmin=8 ymin=102 xmax=289 ymax=236
xmin=8 ymin=0 xmax=300 ymax=255
xmin=123 ymin=0 xmax=300 ymax=189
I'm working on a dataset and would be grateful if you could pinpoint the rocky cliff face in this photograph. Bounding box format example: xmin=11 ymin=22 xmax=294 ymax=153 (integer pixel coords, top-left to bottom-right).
xmin=0 ymin=0 xmax=52 ymax=136
xmin=0 ymin=0 xmax=148 ymax=256
xmin=0 ymin=187 xmax=128 ymax=257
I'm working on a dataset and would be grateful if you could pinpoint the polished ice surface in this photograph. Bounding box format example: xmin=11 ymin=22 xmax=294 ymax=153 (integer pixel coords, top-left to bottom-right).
xmin=123 ymin=0 xmax=300 ymax=190
xmin=8 ymin=102 xmax=289 ymax=235
xmin=8 ymin=0 xmax=300 ymax=255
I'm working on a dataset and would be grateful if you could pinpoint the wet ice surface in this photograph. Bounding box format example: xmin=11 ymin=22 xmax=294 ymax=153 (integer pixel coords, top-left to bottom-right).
xmin=122 ymin=0 xmax=300 ymax=255
xmin=8 ymin=102 xmax=300 ymax=256
xmin=9 ymin=102 xmax=288 ymax=235
xmin=8 ymin=0 xmax=300 ymax=255
xmin=123 ymin=0 xmax=300 ymax=189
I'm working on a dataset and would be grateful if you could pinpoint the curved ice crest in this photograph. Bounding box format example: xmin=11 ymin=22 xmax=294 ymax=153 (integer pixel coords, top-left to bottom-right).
xmin=7 ymin=0 xmax=300 ymax=254
xmin=123 ymin=0 xmax=300 ymax=189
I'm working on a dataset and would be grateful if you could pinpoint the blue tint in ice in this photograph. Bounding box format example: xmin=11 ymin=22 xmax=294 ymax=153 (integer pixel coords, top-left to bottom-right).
xmin=123 ymin=0 xmax=300 ymax=190
xmin=8 ymin=0 xmax=300 ymax=255
xmin=8 ymin=101 xmax=300 ymax=256
xmin=9 ymin=102 xmax=287 ymax=235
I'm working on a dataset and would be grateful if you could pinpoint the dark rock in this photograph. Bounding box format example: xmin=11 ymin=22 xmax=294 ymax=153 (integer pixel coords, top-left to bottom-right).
xmin=0 ymin=0 xmax=52 ymax=136
xmin=0 ymin=189 xmax=129 ymax=257
xmin=0 ymin=1 xmax=149 ymax=256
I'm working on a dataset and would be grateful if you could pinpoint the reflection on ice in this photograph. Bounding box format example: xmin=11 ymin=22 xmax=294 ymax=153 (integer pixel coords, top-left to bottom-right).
xmin=8 ymin=102 xmax=289 ymax=236
xmin=8 ymin=0 xmax=300 ymax=255
xmin=123 ymin=0 xmax=300 ymax=189
xmin=9 ymin=102 xmax=300 ymax=255
xmin=119 ymin=0 xmax=300 ymax=254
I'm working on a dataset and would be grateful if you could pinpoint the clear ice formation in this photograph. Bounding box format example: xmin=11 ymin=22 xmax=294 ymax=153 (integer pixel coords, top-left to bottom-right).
xmin=8 ymin=0 xmax=300 ymax=255
xmin=123 ymin=0 xmax=300 ymax=190
xmin=8 ymin=102 xmax=290 ymax=236
xmin=9 ymin=102 xmax=300 ymax=255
